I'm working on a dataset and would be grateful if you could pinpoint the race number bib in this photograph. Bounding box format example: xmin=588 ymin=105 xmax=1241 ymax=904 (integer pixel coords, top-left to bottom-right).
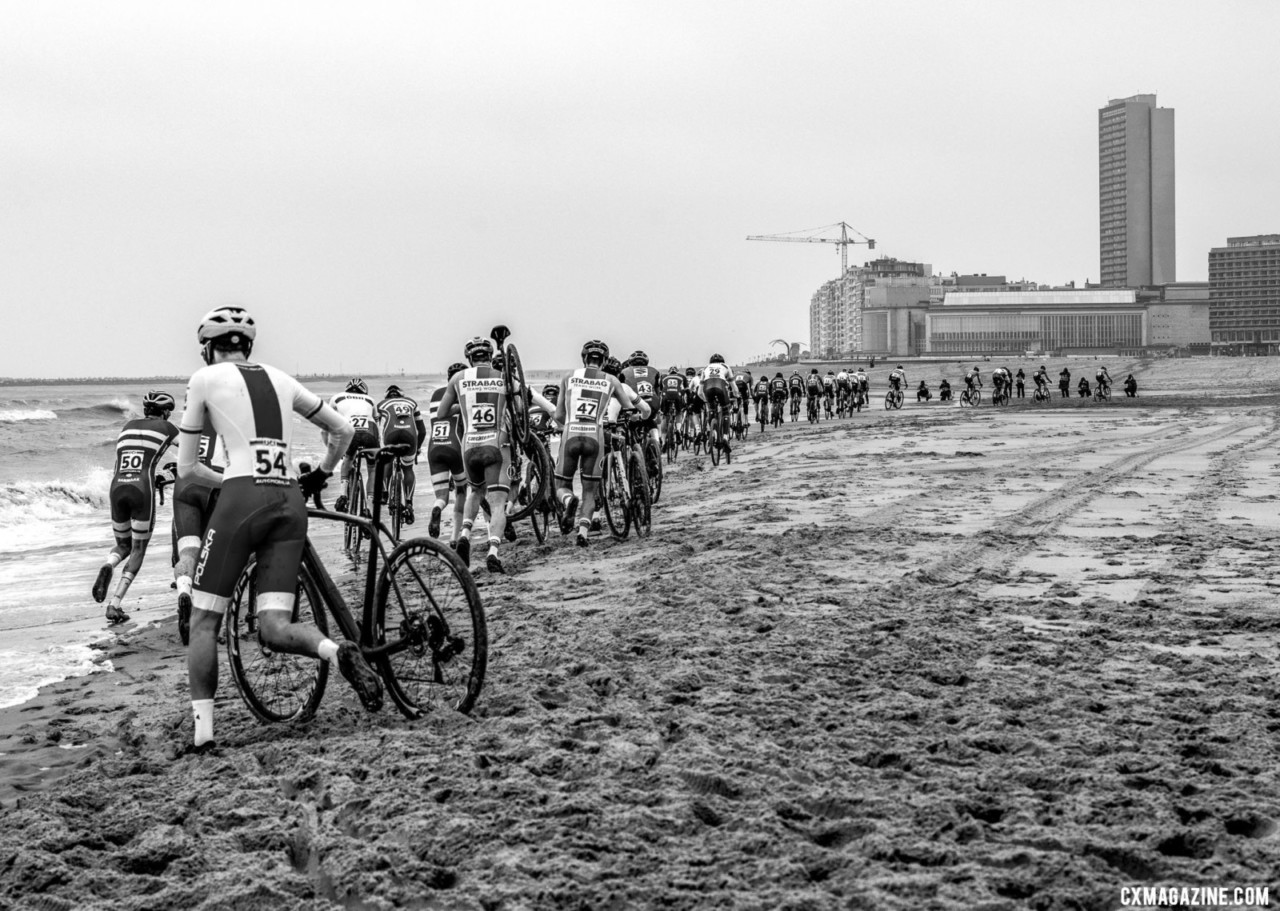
xmin=470 ymin=404 xmax=497 ymax=429
xmin=574 ymin=400 xmax=599 ymax=419
xmin=351 ymin=415 xmax=371 ymax=430
xmin=431 ymin=420 xmax=452 ymax=441
xmin=251 ymin=439 xmax=290 ymax=486
xmin=117 ymin=449 xmax=145 ymax=477
xmin=636 ymin=381 xmax=654 ymax=397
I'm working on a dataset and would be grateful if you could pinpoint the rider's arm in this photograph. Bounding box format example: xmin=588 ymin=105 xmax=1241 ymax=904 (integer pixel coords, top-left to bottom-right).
xmin=292 ymin=384 xmax=354 ymax=474
xmin=528 ymin=389 xmax=562 ymax=428
xmin=176 ymin=372 xmax=225 ymax=488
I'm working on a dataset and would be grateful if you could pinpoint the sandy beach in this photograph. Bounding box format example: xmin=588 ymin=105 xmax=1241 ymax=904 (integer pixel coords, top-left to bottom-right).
xmin=2 ymin=358 xmax=1278 ymax=910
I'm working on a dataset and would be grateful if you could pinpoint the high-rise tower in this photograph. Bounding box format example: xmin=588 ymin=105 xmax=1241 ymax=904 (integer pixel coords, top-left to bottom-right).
xmin=1099 ymin=94 xmax=1175 ymax=287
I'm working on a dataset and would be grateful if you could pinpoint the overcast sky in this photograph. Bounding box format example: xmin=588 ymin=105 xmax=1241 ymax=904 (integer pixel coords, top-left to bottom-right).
xmin=3 ymin=0 xmax=1277 ymax=378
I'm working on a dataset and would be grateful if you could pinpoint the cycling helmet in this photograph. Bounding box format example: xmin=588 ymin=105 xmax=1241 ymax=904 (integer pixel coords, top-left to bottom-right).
xmin=465 ymin=337 xmax=494 ymax=364
xmin=897 ymin=365 xmax=903 ymax=370
xmin=542 ymin=383 xmax=559 ymax=398
xmin=581 ymin=339 xmax=609 ymax=365
xmin=385 ymin=384 xmax=402 ymax=398
xmin=491 ymin=352 xmax=505 ymax=371
xmin=668 ymin=365 xmax=679 ymax=374
xmin=346 ymin=378 xmax=368 ymax=395
xmin=775 ymin=372 xmax=782 ymax=378
xmin=604 ymin=356 xmax=622 ymax=377
xmin=196 ymin=306 xmax=256 ymax=344
xmin=810 ymin=368 xmax=818 ymax=374
xmin=685 ymin=367 xmax=697 ymax=377
xmin=630 ymin=350 xmax=649 ymax=366
xmin=709 ymin=353 xmax=725 ymax=364
xmin=446 ymin=362 xmax=467 ymax=379
xmin=142 ymin=390 xmax=176 ymax=415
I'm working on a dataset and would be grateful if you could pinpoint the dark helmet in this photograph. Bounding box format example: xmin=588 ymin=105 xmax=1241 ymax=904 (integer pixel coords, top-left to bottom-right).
xmin=542 ymin=383 xmax=559 ymax=398
xmin=446 ymin=362 xmax=467 ymax=379
xmin=464 ymin=337 xmax=493 ymax=364
xmin=581 ymin=339 xmax=609 ymax=365
xmin=685 ymin=367 xmax=697 ymax=376
xmin=604 ymin=356 xmax=622 ymax=377
xmin=142 ymin=390 xmax=176 ymax=415
xmin=709 ymin=353 xmax=725 ymax=364
xmin=775 ymin=372 xmax=782 ymax=378
xmin=897 ymin=365 xmax=903 ymax=370
xmin=385 ymin=384 xmax=402 ymax=398
xmin=630 ymin=350 xmax=649 ymax=366
xmin=810 ymin=368 xmax=818 ymax=374
xmin=491 ymin=352 xmax=505 ymax=371
xmin=346 ymin=378 xmax=368 ymax=395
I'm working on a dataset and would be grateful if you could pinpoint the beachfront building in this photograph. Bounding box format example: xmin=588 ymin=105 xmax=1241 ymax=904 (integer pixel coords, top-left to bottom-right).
xmin=1099 ymin=94 xmax=1176 ymax=288
xmin=923 ymin=286 xmax=1208 ymax=356
xmin=810 ymin=258 xmax=936 ymax=358
xmin=1208 ymin=235 xmax=1280 ymax=355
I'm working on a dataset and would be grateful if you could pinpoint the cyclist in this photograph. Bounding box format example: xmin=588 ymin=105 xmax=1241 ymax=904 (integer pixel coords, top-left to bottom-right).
xmin=888 ymin=365 xmax=907 ymax=397
xmin=835 ymin=367 xmax=851 ymax=412
xmin=822 ymin=370 xmax=836 ymax=414
xmin=433 ymin=338 xmax=519 ymax=573
xmin=377 ymin=384 xmax=426 ymax=525
xmin=1095 ymin=365 xmax=1112 ymax=396
xmin=659 ymin=367 xmax=686 ymax=446
xmin=731 ymin=367 xmax=752 ymax=426
xmin=938 ymin=379 xmax=952 ymax=402
xmin=769 ymin=371 xmax=788 ymax=421
xmin=1015 ymin=368 xmax=1026 ymax=399
xmin=788 ymin=369 xmax=804 ymax=417
xmin=170 ymin=416 xmax=224 ymax=645
xmin=427 ymin=362 xmax=468 ymax=545
xmin=1033 ymin=366 xmax=1051 ymax=398
xmin=752 ymin=374 xmax=771 ymax=424
xmin=684 ymin=367 xmax=705 ymax=444
xmin=177 ymin=305 xmax=381 ymax=752
xmin=853 ymin=367 xmax=869 ymax=408
xmin=553 ymin=339 xmax=651 ymax=547
xmin=1059 ymin=367 xmax=1072 ymax=398
xmin=93 ymin=390 xmax=179 ymax=625
xmin=699 ymin=355 xmax=735 ymax=452
xmin=965 ymin=366 xmax=983 ymax=401
xmin=916 ymin=381 xmax=931 ymax=403
xmin=529 ymin=383 xmax=560 ymax=437
xmin=328 ymin=379 xmax=379 ymax=517
xmin=621 ymin=350 xmax=663 ymax=460
xmin=803 ymin=368 xmax=822 ymax=419
xmin=991 ymin=365 xmax=1010 ymax=402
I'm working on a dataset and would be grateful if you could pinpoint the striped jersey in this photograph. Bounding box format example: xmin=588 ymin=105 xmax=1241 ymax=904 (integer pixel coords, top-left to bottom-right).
xmin=561 ymin=367 xmax=612 ymax=435
xmin=329 ymin=392 xmax=379 ymax=437
xmin=179 ymin=362 xmax=326 ymax=485
xmin=112 ymin=417 xmax=178 ymax=486
xmin=455 ymin=366 xmax=507 ymax=449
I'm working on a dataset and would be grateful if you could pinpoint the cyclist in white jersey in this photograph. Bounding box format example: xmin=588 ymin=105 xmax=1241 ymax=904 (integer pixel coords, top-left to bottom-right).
xmin=176 ymin=306 xmax=381 ymax=752
xmin=328 ymin=379 xmax=379 ymax=516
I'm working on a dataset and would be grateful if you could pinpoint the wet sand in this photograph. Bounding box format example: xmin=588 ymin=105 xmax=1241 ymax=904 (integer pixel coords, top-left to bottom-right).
xmin=2 ymin=358 xmax=1278 ymax=910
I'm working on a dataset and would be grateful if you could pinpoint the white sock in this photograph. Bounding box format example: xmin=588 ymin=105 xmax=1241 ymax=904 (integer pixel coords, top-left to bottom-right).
xmin=317 ymin=638 xmax=340 ymax=662
xmin=192 ymin=699 xmax=214 ymax=746
xmin=176 ymin=575 xmax=192 ymax=597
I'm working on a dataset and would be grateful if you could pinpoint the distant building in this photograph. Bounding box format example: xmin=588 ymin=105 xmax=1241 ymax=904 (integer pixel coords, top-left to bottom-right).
xmin=1099 ymin=94 xmax=1176 ymax=288
xmin=923 ymin=287 xmax=1207 ymax=356
xmin=1208 ymin=235 xmax=1280 ymax=355
xmin=809 ymin=257 xmax=935 ymax=358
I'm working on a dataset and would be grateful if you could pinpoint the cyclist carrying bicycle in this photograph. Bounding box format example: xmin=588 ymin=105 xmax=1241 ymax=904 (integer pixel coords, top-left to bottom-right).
xmin=178 ymin=306 xmax=382 ymax=752
xmin=553 ymin=339 xmax=650 ymax=547
xmin=329 ymin=379 xmax=379 ymax=517
xmin=377 ymin=384 xmax=425 ymax=525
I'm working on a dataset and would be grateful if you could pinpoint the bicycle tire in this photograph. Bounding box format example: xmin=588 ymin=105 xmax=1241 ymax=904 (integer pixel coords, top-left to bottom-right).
xmin=226 ymin=555 xmax=330 ymax=724
xmin=374 ymin=536 xmax=487 ymax=717
xmin=508 ymin=434 xmax=551 ymax=523
xmin=709 ymin=407 xmax=722 ymax=466
xmin=627 ymin=452 xmax=651 ymax=537
xmin=388 ymin=465 xmax=403 ymax=541
xmin=503 ymin=342 xmax=530 ymax=449
xmin=645 ymin=438 xmax=663 ymax=504
xmin=602 ymin=450 xmax=630 ymax=539
xmin=345 ymin=471 xmax=367 ymax=566
xmin=529 ymin=497 xmax=548 ymax=543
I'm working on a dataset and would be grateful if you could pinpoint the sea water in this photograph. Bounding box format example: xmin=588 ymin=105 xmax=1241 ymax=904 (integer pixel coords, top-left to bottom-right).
xmin=0 ymin=374 xmax=460 ymax=708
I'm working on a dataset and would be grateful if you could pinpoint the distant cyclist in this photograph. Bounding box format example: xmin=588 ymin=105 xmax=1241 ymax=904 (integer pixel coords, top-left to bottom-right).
xmin=1033 ymin=366 xmax=1050 ymax=397
xmin=965 ymin=366 xmax=983 ymax=399
xmin=377 ymin=383 xmax=426 ymax=525
xmin=328 ymin=379 xmax=379 ymax=516
xmin=621 ymin=350 xmax=663 ymax=457
xmin=731 ymin=367 xmax=753 ymax=425
xmin=888 ymin=365 xmax=907 ymax=394
xmin=752 ymin=374 xmax=771 ymax=423
xmin=93 ymin=390 xmax=179 ymax=625
xmin=1095 ymin=365 xmax=1112 ymax=395
xmin=177 ymin=305 xmax=380 ymax=752
xmin=700 ymin=354 xmax=736 ymax=451
xmin=853 ymin=368 xmax=869 ymax=407
xmin=788 ymin=369 xmax=804 ymax=413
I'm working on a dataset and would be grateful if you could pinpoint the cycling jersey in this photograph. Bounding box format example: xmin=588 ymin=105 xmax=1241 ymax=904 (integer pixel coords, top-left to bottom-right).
xmin=836 ymin=371 xmax=850 ymax=388
xmin=621 ymin=364 xmax=662 ymax=423
xmin=555 ymin=367 xmax=636 ymax=482
xmin=427 ymin=386 xmax=465 ymax=486
xmin=449 ymin=366 xmax=511 ymax=492
xmin=822 ymin=376 xmax=835 ymax=391
xmin=330 ymin=391 xmax=380 ymax=455
xmin=700 ymin=363 xmax=734 ymax=411
xmin=888 ymin=370 xmax=906 ymax=389
xmin=110 ymin=416 xmax=179 ymax=538
xmin=770 ymin=377 xmax=788 ymax=399
xmin=788 ymin=375 xmax=803 ymax=395
xmin=753 ymin=379 xmax=770 ymax=399
xmin=660 ymin=373 xmax=686 ymax=407
xmin=377 ymin=394 xmax=424 ymax=464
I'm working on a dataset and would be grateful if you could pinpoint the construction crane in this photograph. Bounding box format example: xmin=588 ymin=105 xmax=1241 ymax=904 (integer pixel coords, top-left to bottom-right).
xmin=747 ymin=223 xmax=876 ymax=359
xmin=746 ymin=222 xmax=876 ymax=277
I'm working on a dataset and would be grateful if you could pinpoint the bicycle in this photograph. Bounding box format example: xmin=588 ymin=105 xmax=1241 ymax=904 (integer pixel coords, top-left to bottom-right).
xmin=770 ymin=396 xmax=785 ymax=428
xmin=382 ymin=453 xmax=415 ymax=541
xmin=991 ymin=385 xmax=1009 ymax=407
xmin=1094 ymin=382 xmax=1111 ymax=403
xmin=853 ymin=388 xmax=867 ymax=413
xmin=731 ymin=404 xmax=747 ymax=441
xmin=1033 ymin=384 xmax=1052 ymax=404
xmin=790 ymin=394 xmax=801 ymax=422
xmin=960 ymin=386 xmax=982 ymax=407
xmin=884 ymin=388 xmax=904 ymax=410
xmin=599 ymin=414 xmax=651 ymax=539
xmin=487 ymin=325 xmax=551 ymax=539
xmin=340 ymin=453 xmax=374 ymax=565
xmin=807 ymin=393 xmax=820 ymax=424
xmin=706 ymin=399 xmax=730 ymax=467
xmin=228 ymin=448 xmax=487 ymax=723
xmin=823 ymin=393 xmax=834 ymax=420
xmin=757 ymin=398 xmax=768 ymax=433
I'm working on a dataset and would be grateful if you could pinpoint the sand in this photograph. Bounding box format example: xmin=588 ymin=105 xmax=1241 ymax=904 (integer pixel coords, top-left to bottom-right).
xmin=1 ymin=356 xmax=1278 ymax=910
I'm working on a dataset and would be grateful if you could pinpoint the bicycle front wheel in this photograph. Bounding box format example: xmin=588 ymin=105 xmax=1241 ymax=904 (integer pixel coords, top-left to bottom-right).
xmin=375 ymin=537 xmax=487 ymax=717
xmin=645 ymin=438 xmax=663 ymax=504
xmin=709 ymin=408 xmax=722 ymax=466
xmin=503 ymin=343 xmax=530 ymax=448
xmin=602 ymin=451 xmax=630 ymax=539
xmin=508 ymin=435 xmax=551 ymax=523
xmin=227 ymin=556 xmax=330 ymax=724
xmin=628 ymin=452 xmax=651 ymax=537
xmin=389 ymin=468 xmax=403 ymax=541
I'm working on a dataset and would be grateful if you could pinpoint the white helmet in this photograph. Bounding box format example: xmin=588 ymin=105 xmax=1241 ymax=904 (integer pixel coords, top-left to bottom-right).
xmin=197 ymin=306 xmax=257 ymax=343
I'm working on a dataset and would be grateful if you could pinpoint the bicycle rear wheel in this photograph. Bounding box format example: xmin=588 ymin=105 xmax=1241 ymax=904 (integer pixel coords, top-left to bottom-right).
xmin=226 ymin=556 xmax=330 ymax=724
xmin=503 ymin=343 xmax=530 ymax=448
xmin=627 ymin=452 xmax=651 ymax=537
xmin=709 ymin=407 xmax=722 ymax=466
xmin=645 ymin=438 xmax=663 ymax=504
xmin=375 ymin=537 xmax=486 ymax=717
xmin=508 ymin=434 xmax=551 ymax=523
xmin=388 ymin=466 xmax=403 ymax=541
xmin=343 ymin=470 xmax=365 ymax=559
xmin=602 ymin=450 xmax=630 ymax=539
